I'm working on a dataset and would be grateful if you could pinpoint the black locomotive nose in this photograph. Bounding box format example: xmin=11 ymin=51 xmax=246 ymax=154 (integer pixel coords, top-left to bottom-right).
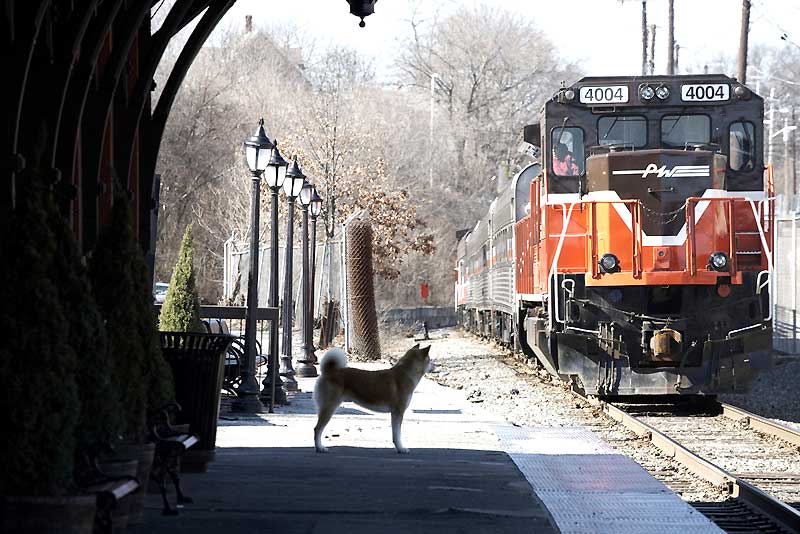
xmin=586 ymin=149 xmax=720 ymax=237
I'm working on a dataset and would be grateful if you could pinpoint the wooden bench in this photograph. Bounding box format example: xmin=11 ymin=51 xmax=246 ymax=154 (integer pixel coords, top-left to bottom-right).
xmin=148 ymin=403 xmax=200 ymax=515
xmin=76 ymin=444 xmax=140 ymax=534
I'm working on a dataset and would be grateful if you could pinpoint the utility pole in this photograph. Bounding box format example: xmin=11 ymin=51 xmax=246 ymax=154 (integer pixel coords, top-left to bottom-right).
xmin=667 ymin=0 xmax=674 ymax=75
xmin=793 ymin=106 xmax=798 ymax=202
xmin=641 ymin=1 xmax=648 ymax=76
xmin=429 ymin=72 xmax=438 ymax=189
xmin=738 ymin=0 xmax=751 ymax=84
xmin=768 ymin=88 xmax=776 ymax=166
xmin=779 ymin=115 xmax=799 ymax=213
xmin=649 ymin=24 xmax=656 ymax=74
xmin=785 ymin=115 xmax=792 ymax=204
xmin=674 ymin=43 xmax=680 ymax=73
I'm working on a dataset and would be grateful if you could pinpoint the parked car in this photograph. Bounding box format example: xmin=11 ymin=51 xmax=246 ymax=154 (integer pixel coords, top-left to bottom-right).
xmin=153 ymin=282 xmax=169 ymax=304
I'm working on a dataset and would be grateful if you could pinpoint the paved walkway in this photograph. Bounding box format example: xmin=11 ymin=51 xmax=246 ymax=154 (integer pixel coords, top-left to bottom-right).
xmin=129 ymin=367 xmax=559 ymax=534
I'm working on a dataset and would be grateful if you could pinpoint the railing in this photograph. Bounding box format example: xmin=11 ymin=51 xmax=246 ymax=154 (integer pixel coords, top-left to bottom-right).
xmin=155 ymin=304 xmax=279 ymax=340
xmin=154 ymin=305 xmax=279 ymax=386
xmin=685 ymin=197 xmax=740 ymax=277
xmin=586 ymin=200 xmax=643 ymax=279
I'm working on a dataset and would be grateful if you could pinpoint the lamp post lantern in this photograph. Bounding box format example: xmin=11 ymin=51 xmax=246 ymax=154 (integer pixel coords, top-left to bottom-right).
xmin=234 ymin=118 xmax=274 ymax=413
xmin=259 ymin=141 xmax=289 ymax=410
xmin=309 ymin=187 xmax=323 ymax=355
xmin=296 ymin=181 xmax=316 ymax=377
xmin=279 ymin=156 xmax=306 ymax=391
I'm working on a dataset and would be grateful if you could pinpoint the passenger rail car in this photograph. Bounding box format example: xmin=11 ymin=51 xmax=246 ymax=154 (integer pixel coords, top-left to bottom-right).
xmin=456 ymin=74 xmax=774 ymax=397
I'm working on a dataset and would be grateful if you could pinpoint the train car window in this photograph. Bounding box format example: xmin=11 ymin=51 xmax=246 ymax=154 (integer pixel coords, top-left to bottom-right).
xmin=550 ymin=127 xmax=585 ymax=176
xmin=729 ymin=121 xmax=755 ymax=171
xmin=496 ymin=231 xmax=504 ymax=263
xmin=597 ymin=115 xmax=647 ymax=148
xmin=660 ymin=114 xmax=710 ymax=148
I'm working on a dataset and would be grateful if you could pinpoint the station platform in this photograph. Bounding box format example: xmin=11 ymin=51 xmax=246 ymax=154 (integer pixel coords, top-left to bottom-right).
xmin=130 ymin=365 xmax=721 ymax=534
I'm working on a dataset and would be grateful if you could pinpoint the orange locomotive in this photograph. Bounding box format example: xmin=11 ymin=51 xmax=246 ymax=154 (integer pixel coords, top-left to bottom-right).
xmin=456 ymin=74 xmax=773 ymax=396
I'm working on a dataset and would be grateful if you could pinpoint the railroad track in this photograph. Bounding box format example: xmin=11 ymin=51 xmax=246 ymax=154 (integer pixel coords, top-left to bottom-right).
xmin=598 ymin=398 xmax=800 ymax=533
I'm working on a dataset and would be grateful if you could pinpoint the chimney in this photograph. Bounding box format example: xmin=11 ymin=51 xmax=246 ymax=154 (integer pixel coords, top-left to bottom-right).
xmin=245 ymin=15 xmax=252 ymax=33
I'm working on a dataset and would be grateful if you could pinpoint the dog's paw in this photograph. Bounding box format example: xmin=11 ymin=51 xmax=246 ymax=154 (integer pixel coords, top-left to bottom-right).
xmin=396 ymin=447 xmax=410 ymax=454
xmin=315 ymin=446 xmax=329 ymax=453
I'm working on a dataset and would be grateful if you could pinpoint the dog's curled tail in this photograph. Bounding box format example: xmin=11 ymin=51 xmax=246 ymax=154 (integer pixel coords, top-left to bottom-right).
xmin=319 ymin=347 xmax=348 ymax=374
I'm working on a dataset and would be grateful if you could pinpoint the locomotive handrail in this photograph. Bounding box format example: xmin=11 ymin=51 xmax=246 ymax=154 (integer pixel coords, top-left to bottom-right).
xmin=586 ymin=199 xmax=643 ymax=279
xmin=548 ymin=202 xmax=579 ymax=327
xmin=685 ymin=196 xmax=754 ymax=278
xmin=748 ymin=198 xmax=776 ymax=323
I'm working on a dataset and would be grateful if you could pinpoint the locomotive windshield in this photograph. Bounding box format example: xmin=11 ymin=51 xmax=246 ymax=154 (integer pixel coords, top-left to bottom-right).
xmin=598 ymin=115 xmax=647 ymax=148
xmin=660 ymin=114 xmax=711 ymax=148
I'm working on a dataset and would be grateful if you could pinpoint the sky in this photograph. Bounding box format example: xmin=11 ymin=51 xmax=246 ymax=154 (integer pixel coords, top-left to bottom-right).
xmin=216 ymin=0 xmax=800 ymax=82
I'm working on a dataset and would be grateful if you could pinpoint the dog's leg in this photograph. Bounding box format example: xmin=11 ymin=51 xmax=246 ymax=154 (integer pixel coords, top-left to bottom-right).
xmin=391 ymin=410 xmax=410 ymax=454
xmin=314 ymin=402 xmax=339 ymax=453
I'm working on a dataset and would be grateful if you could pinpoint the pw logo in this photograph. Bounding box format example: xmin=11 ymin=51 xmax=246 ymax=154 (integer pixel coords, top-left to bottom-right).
xmin=612 ymin=164 xmax=710 ymax=178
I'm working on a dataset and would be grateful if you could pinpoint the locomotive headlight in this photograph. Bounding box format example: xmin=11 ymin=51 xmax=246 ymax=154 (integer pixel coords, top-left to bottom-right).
xmin=655 ymin=84 xmax=670 ymax=100
xmin=564 ymin=88 xmax=576 ymax=101
xmin=709 ymin=252 xmax=729 ymax=271
xmin=733 ymin=84 xmax=751 ymax=100
xmin=599 ymin=253 xmax=620 ymax=273
xmin=639 ymin=84 xmax=655 ymax=101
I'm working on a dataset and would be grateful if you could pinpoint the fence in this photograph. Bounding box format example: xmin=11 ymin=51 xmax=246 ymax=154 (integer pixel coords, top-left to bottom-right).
xmin=774 ymin=213 xmax=800 ymax=354
xmin=223 ymin=234 xmax=344 ymax=326
xmin=381 ymin=306 xmax=458 ymax=330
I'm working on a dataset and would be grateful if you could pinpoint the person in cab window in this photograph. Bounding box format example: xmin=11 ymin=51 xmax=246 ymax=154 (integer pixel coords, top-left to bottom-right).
xmin=553 ymin=143 xmax=580 ymax=176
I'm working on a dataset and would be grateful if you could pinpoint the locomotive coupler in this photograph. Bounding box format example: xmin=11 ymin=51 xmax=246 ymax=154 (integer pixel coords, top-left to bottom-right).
xmin=649 ymin=328 xmax=683 ymax=362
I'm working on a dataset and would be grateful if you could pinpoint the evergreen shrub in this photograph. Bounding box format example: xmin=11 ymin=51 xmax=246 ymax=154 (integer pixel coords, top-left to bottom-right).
xmin=159 ymin=225 xmax=204 ymax=333
xmin=91 ymin=196 xmax=173 ymax=442
xmin=0 ymin=176 xmax=80 ymax=496
xmin=50 ymin=204 xmax=121 ymax=448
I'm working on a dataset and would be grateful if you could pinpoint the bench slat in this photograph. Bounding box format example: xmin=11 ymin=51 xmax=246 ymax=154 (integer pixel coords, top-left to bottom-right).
xmin=161 ymin=434 xmax=199 ymax=450
xmin=111 ymin=480 xmax=140 ymax=500
xmin=85 ymin=479 xmax=139 ymax=500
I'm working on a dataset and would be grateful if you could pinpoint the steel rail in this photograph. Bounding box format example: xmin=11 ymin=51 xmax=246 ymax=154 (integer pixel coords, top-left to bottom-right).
xmin=719 ymin=402 xmax=800 ymax=448
xmin=598 ymin=399 xmax=800 ymax=533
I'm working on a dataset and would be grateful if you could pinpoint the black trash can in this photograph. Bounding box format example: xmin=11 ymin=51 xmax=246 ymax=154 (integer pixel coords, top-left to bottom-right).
xmin=159 ymin=332 xmax=235 ymax=472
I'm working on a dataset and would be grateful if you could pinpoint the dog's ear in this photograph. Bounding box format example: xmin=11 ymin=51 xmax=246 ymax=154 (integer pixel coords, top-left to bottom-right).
xmin=412 ymin=343 xmax=420 ymax=350
xmin=421 ymin=345 xmax=431 ymax=356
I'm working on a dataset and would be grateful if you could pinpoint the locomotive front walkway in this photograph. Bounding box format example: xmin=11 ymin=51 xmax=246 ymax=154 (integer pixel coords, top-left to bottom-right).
xmin=130 ymin=360 xmax=719 ymax=534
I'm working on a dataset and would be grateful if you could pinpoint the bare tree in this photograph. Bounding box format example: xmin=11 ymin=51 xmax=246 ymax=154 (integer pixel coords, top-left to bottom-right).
xmin=396 ymin=4 xmax=579 ymax=194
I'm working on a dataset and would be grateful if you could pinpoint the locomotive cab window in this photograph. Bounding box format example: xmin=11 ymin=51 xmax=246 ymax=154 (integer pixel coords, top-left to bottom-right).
xmin=661 ymin=114 xmax=711 ymax=148
xmin=551 ymin=127 xmax=585 ymax=176
xmin=729 ymin=121 xmax=755 ymax=171
xmin=598 ymin=115 xmax=647 ymax=148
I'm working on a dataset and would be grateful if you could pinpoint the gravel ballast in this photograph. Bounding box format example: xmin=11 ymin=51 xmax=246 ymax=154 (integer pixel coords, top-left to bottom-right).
xmin=719 ymin=354 xmax=800 ymax=432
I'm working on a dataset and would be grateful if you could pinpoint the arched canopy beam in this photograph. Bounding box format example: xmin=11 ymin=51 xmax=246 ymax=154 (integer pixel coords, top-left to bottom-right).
xmin=55 ymin=0 xmax=125 ymax=192
xmin=81 ymin=0 xmax=154 ymax=195
xmin=3 ymin=1 xmax=50 ymax=210
xmin=115 ymin=0 xmax=208 ymax=185
xmin=143 ymin=0 xmax=237 ymax=183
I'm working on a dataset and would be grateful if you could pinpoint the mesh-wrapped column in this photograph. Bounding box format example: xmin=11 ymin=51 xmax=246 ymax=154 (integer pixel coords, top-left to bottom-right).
xmin=345 ymin=218 xmax=381 ymax=358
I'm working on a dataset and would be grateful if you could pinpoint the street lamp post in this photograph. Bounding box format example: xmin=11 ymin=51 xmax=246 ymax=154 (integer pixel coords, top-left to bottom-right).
xmin=234 ymin=119 xmax=274 ymax=413
xmin=279 ymin=156 xmax=306 ymax=391
xmin=296 ymin=181 xmax=316 ymax=377
xmin=308 ymin=187 xmax=323 ymax=355
xmin=259 ymin=141 xmax=289 ymax=410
